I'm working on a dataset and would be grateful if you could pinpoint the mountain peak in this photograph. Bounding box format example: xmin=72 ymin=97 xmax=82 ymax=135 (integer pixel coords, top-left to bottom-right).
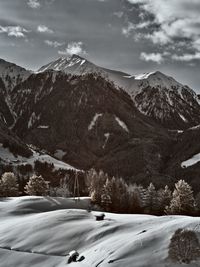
xmin=38 ymin=54 xmax=89 ymax=73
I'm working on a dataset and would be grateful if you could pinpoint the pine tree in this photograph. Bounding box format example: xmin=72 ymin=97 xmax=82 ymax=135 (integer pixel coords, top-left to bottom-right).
xmin=0 ymin=179 xmax=4 ymax=197
xmin=1 ymin=172 xmax=19 ymax=197
xmin=157 ymin=185 xmax=172 ymax=214
xmin=195 ymin=192 xmax=200 ymax=215
xmin=128 ymin=184 xmax=144 ymax=213
xmin=143 ymin=183 xmax=157 ymax=214
xmin=25 ymin=175 xmax=49 ymax=196
xmin=115 ymin=177 xmax=128 ymax=212
xmin=49 ymin=176 xmax=70 ymax=197
xmin=167 ymin=180 xmax=195 ymax=215
xmin=87 ymin=169 xmax=107 ymax=204
xmin=101 ymin=178 xmax=112 ymax=211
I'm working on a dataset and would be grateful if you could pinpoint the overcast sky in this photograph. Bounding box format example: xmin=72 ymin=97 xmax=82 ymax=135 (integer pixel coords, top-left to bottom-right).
xmin=0 ymin=0 xmax=200 ymax=91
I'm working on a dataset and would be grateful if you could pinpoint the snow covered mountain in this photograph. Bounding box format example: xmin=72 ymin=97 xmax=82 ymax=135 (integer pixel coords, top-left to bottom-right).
xmin=39 ymin=55 xmax=200 ymax=129
xmin=127 ymin=71 xmax=200 ymax=129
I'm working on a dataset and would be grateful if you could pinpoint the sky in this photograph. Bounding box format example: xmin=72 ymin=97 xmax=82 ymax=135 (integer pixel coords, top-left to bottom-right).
xmin=0 ymin=0 xmax=200 ymax=91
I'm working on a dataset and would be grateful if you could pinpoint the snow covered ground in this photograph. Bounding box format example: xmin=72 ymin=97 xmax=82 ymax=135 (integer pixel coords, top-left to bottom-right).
xmin=0 ymin=143 xmax=77 ymax=171
xmin=181 ymin=153 xmax=200 ymax=168
xmin=0 ymin=197 xmax=200 ymax=267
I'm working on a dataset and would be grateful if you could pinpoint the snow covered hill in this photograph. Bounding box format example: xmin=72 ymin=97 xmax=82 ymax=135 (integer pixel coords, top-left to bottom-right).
xmin=39 ymin=55 xmax=200 ymax=129
xmin=0 ymin=196 xmax=200 ymax=267
xmin=0 ymin=143 xmax=77 ymax=171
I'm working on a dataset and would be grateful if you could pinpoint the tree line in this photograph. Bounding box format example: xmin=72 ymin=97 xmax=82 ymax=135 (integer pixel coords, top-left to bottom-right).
xmin=86 ymin=169 xmax=199 ymax=216
xmin=1 ymin=169 xmax=200 ymax=216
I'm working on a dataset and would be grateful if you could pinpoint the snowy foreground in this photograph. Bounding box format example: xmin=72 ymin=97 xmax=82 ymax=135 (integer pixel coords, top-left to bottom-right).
xmin=0 ymin=197 xmax=200 ymax=267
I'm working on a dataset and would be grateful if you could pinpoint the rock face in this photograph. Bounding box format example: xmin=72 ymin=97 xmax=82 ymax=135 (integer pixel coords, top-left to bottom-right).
xmin=39 ymin=55 xmax=200 ymax=129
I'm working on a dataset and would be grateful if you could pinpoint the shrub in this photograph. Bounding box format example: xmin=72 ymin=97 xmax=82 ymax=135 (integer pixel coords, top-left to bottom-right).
xmin=0 ymin=172 xmax=19 ymax=197
xmin=168 ymin=229 xmax=200 ymax=264
xmin=24 ymin=175 xmax=49 ymax=196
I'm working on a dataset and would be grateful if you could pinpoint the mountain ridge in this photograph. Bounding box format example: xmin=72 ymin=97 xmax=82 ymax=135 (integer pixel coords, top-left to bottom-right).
xmin=37 ymin=54 xmax=200 ymax=129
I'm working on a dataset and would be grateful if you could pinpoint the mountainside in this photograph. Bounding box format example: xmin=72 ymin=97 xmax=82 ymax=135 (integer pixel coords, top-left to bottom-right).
xmin=0 ymin=118 xmax=32 ymax=160
xmin=11 ymin=71 xmax=172 ymax=182
xmin=0 ymin=58 xmax=31 ymax=92
xmin=0 ymin=59 xmax=31 ymax=126
xmin=39 ymin=55 xmax=200 ymax=129
xmin=163 ymin=126 xmax=200 ymax=192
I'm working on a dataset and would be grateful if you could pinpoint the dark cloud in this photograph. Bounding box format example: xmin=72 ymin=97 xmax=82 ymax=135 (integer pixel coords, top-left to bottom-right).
xmin=0 ymin=0 xmax=199 ymax=91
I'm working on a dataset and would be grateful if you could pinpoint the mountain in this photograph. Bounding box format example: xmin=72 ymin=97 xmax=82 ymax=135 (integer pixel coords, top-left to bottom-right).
xmin=0 ymin=59 xmax=31 ymax=126
xmin=11 ymin=70 xmax=172 ymax=182
xmin=39 ymin=55 xmax=200 ymax=129
xmin=1 ymin=55 xmax=200 ymax=188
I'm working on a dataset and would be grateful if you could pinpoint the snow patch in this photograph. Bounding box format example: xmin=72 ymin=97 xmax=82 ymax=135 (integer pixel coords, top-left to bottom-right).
xmin=103 ymin=133 xmax=110 ymax=149
xmin=181 ymin=153 xmax=200 ymax=168
xmin=54 ymin=150 xmax=67 ymax=160
xmin=179 ymin=113 xmax=187 ymax=122
xmin=28 ymin=113 xmax=41 ymax=129
xmin=188 ymin=124 xmax=200 ymax=131
xmin=80 ymin=59 xmax=86 ymax=66
xmin=37 ymin=125 xmax=49 ymax=129
xmin=115 ymin=116 xmax=129 ymax=132
xmin=88 ymin=113 xmax=103 ymax=131
xmin=134 ymin=72 xmax=156 ymax=80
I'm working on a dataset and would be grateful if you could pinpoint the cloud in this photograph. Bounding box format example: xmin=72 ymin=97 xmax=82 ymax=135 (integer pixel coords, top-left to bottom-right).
xmin=37 ymin=25 xmax=53 ymax=33
xmin=27 ymin=0 xmax=41 ymax=9
xmin=127 ymin=0 xmax=200 ymax=57
xmin=122 ymin=22 xmax=135 ymax=37
xmin=172 ymin=52 xmax=200 ymax=62
xmin=0 ymin=26 xmax=29 ymax=38
xmin=140 ymin=52 xmax=164 ymax=64
xmin=113 ymin=11 xmax=124 ymax=18
xmin=44 ymin=40 xmax=64 ymax=48
xmin=122 ymin=20 xmax=156 ymax=39
xmin=58 ymin=42 xmax=86 ymax=56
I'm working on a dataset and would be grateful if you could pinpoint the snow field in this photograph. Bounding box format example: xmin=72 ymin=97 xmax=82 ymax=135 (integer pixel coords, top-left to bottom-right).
xmin=0 ymin=197 xmax=200 ymax=266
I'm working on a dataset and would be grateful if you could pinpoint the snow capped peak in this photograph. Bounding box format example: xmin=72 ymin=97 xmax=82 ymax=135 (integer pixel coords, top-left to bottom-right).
xmin=38 ymin=54 xmax=89 ymax=73
xmin=37 ymin=55 xmax=200 ymax=128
